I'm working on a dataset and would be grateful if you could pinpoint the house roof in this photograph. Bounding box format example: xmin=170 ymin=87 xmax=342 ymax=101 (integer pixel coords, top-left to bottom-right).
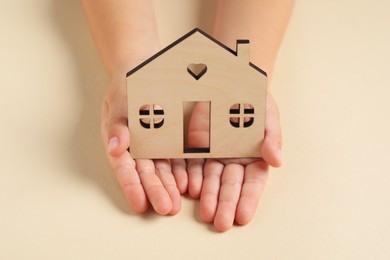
xmin=126 ymin=28 xmax=267 ymax=78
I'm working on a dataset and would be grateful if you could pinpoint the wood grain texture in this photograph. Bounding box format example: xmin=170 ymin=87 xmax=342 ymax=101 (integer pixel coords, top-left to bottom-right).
xmin=127 ymin=29 xmax=267 ymax=159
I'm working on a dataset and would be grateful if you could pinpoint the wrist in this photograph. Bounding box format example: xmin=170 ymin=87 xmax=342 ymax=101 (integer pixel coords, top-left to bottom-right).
xmin=108 ymin=45 xmax=160 ymax=78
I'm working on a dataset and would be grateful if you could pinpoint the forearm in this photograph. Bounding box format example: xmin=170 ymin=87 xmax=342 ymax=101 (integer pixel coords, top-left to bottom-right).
xmin=82 ymin=0 xmax=160 ymax=76
xmin=214 ymin=0 xmax=294 ymax=77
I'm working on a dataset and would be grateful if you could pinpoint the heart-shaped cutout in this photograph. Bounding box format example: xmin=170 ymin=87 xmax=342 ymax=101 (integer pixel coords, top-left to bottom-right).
xmin=187 ymin=63 xmax=207 ymax=80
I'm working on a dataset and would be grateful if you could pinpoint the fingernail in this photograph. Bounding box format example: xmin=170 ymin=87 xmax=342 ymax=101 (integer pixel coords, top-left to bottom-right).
xmin=108 ymin=137 xmax=119 ymax=153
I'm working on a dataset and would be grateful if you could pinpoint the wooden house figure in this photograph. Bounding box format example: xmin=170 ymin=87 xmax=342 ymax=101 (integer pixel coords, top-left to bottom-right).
xmin=127 ymin=28 xmax=267 ymax=159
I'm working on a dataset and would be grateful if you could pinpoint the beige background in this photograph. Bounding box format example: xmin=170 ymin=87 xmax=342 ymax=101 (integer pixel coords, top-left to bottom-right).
xmin=1 ymin=0 xmax=390 ymax=259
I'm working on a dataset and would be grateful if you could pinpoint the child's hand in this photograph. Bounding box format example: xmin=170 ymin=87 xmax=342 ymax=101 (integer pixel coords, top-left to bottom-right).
xmin=101 ymin=74 xmax=183 ymax=215
xmin=187 ymin=93 xmax=282 ymax=231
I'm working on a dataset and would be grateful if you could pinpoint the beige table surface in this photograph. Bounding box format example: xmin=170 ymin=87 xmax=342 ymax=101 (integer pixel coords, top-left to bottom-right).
xmin=1 ymin=0 xmax=390 ymax=259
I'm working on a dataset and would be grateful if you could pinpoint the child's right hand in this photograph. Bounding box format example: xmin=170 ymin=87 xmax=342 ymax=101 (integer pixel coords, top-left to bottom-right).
xmin=101 ymin=74 xmax=185 ymax=215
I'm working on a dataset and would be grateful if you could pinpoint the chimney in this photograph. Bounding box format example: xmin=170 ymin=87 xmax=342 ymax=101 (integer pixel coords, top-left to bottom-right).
xmin=236 ymin=40 xmax=250 ymax=62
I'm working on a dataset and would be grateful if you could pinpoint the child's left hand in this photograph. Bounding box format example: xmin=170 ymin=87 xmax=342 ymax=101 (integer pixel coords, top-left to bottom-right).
xmin=185 ymin=93 xmax=282 ymax=231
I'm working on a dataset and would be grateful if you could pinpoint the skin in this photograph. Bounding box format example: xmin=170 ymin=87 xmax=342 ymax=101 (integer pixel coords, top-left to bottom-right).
xmin=83 ymin=0 xmax=294 ymax=231
xmin=187 ymin=95 xmax=282 ymax=230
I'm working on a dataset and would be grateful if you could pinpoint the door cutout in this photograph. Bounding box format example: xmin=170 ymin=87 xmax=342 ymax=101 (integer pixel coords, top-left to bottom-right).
xmin=183 ymin=101 xmax=210 ymax=153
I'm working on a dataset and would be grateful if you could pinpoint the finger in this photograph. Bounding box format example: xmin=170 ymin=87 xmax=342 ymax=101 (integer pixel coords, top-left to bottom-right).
xmin=199 ymin=159 xmax=224 ymax=223
xmin=136 ymin=159 xmax=172 ymax=215
xmin=214 ymin=163 xmax=244 ymax=232
xmin=154 ymin=159 xmax=181 ymax=215
xmin=171 ymin=159 xmax=188 ymax=194
xmin=261 ymin=93 xmax=282 ymax=167
xmin=187 ymin=158 xmax=205 ymax=199
xmin=235 ymin=161 xmax=269 ymax=225
xmin=107 ymin=152 xmax=148 ymax=213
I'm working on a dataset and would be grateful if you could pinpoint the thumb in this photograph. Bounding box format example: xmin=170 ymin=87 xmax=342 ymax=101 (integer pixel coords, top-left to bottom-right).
xmin=187 ymin=101 xmax=210 ymax=148
xmin=102 ymin=80 xmax=130 ymax=157
xmin=261 ymin=94 xmax=282 ymax=167
xmin=106 ymin=116 xmax=130 ymax=157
